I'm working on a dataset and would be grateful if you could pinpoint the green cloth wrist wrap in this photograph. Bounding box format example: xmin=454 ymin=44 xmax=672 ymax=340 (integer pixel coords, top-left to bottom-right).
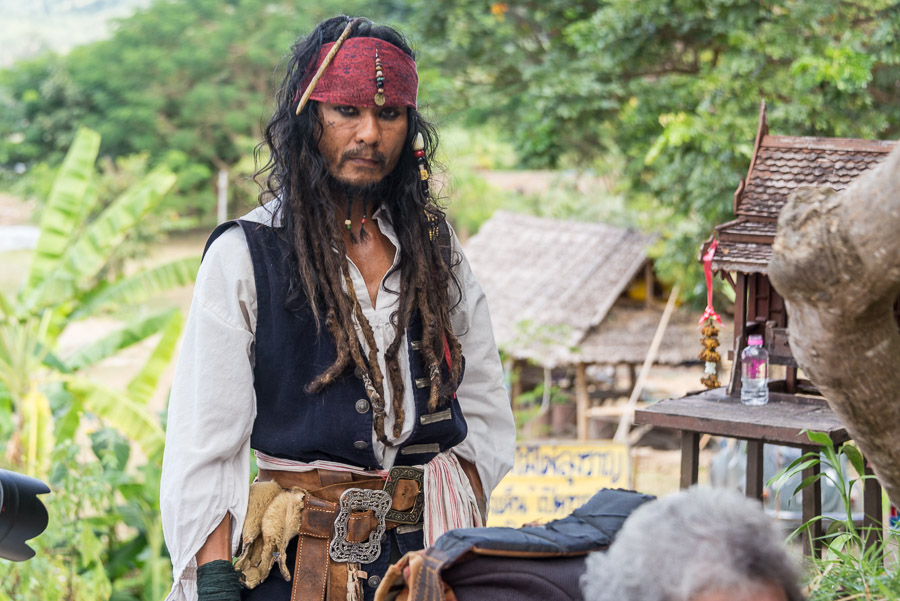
xmin=197 ymin=559 xmax=242 ymax=601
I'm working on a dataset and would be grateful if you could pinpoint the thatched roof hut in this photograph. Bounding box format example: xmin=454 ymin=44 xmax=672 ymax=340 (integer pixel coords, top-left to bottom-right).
xmin=463 ymin=211 xmax=716 ymax=439
xmin=464 ymin=211 xmax=703 ymax=368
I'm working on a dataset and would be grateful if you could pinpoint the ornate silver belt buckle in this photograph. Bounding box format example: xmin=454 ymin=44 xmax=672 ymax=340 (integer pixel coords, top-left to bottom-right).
xmin=382 ymin=466 xmax=425 ymax=525
xmin=329 ymin=488 xmax=391 ymax=563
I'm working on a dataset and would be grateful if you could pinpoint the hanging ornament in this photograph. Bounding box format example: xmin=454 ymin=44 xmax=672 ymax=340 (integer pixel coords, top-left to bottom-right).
xmin=359 ymin=197 xmax=369 ymax=241
xmin=414 ymin=132 xmax=430 ymax=197
xmin=699 ymin=320 xmax=721 ymax=389
xmin=699 ymin=239 xmax=723 ymax=389
xmin=374 ymin=50 xmax=386 ymax=106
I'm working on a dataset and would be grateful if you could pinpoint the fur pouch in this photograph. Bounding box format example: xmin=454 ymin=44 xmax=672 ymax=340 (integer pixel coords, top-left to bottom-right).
xmin=234 ymin=481 xmax=305 ymax=588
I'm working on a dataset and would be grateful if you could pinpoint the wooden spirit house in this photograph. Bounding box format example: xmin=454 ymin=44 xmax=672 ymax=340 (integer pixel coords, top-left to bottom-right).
xmin=702 ymin=101 xmax=896 ymax=396
xmin=635 ymin=101 xmax=893 ymax=553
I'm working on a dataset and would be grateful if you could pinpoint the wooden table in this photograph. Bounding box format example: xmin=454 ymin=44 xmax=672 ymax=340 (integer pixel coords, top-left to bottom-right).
xmin=634 ymin=387 xmax=882 ymax=555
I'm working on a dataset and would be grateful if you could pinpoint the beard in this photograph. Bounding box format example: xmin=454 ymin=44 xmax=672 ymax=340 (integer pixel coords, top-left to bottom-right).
xmin=324 ymin=170 xmax=391 ymax=205
xmin=324 ymin=169 xmax=398 ymax=244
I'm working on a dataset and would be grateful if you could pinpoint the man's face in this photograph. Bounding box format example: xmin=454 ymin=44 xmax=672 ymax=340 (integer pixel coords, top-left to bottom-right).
xmin=316 ymin=102 xmax=409 ymax=188
xmin=693 ymin=582 xmax=788 ymax=601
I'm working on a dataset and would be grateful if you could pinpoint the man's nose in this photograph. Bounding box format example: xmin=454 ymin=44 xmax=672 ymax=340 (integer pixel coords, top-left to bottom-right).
xmin=355 ymin=112 xmax=380 ymax=146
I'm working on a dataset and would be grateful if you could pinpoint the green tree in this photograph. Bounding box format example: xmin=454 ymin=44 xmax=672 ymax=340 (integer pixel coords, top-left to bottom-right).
xmin=411 ymin=0 xmax=900 ymax=294
xmin=0 ymin=0 xmax=407 ymax=222
xmin=0 ymin=128 xmax=196 ymax=600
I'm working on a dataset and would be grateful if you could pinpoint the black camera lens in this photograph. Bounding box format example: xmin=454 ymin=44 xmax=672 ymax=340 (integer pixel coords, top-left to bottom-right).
xmin=0 ymin=469 xmax=50 ymax=561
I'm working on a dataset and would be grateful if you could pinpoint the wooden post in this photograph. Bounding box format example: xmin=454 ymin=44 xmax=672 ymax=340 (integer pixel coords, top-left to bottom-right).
xmin=510 ymin=359 xmax=523 ymax=408
xmin=746 ymin=440 xmax=764 ymax=500
xmin=801 ymin=444 xmax=823 ymax=556
xmin=613 ymin=284 xmax=681 ymax=443
xmin=863 ymin=459 xmax=883 ymax=552
xmin=575 ymin=362 xmax=589 ymax=441
xmin=734 ymin=273 xmax=747 ymax=350
xmin=680 ymin=431 xmax=700 ymax=488
xmin=785 ymin=366 xmax=797 ymax=394
xmin=644 ymin=261 xmax=654 ymax=307
xmin=728 ymin=273 xmax=748 ymax=398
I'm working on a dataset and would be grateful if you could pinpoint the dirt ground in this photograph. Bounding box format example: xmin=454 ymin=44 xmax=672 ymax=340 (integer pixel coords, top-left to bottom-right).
xmin=1 ymin=194 xmax=715 ymax=498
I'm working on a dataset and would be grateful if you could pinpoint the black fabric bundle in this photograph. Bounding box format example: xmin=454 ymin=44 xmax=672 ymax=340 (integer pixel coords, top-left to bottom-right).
xmin=197 ymin=559 xmax=242 ymax=601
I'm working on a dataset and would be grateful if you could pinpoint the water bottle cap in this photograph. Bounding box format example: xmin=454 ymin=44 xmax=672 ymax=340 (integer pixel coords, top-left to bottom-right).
xmin=748 ymin=335 xmax=763 ymax=346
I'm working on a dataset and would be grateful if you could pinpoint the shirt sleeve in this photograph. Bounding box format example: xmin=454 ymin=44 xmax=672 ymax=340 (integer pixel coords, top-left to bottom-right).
xmin=447 ymin=226 xmax=516 ymax=498
xmin=160 ymin=226 xmax=257 ymax=601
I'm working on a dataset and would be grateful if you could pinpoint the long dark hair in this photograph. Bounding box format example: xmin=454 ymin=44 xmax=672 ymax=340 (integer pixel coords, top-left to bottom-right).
xmin=253 ymin=16 xmax=462 ymax=443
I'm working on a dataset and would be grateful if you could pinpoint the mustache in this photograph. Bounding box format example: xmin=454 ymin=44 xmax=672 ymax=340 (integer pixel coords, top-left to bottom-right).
xmin=340 ymin=147 xmax=386 ymax=165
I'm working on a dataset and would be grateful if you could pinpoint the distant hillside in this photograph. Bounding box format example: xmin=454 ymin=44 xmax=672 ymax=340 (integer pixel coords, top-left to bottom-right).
xmin=0 ymin=0 xmax=152 ymax=67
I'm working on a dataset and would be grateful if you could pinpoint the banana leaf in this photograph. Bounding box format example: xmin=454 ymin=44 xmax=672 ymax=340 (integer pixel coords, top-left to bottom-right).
xmin=0 ymin=290 xmax=14 ymax=320
xmin=20 ymin=385 xmax=54 ymax=477
xmin=0 ymin=314 xmax=53 ymax=402
xmin=72 ymin=257 xmax=199 ymax=320
xmin=127 ymin=310 xmax=183 ymax=405
xmin=52 ymin=388 xmax=83 ymax=446
xmin=22 ymin=166 xmax=177 ymax=313
xmin=25 ymin=127 xmax=101 ymax=294
xmin=64 ymin=308 xmax=180 ymax=372
xmin=64 ymin=376 xmax=165 ymax=459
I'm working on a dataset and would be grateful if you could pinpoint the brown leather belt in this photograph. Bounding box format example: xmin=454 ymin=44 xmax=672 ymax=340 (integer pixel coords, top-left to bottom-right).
xmin=256 ymin=467 xmax=424 ymax=601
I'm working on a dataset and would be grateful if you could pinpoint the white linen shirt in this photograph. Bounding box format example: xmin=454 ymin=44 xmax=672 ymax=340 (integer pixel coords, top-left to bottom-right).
xmin=160 ymin=203 xmax=515 ymax=601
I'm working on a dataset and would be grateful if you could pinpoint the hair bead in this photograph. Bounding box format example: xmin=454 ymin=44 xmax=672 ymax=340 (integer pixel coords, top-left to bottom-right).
xmin=374 ymin=50 xmax=385 ymax=106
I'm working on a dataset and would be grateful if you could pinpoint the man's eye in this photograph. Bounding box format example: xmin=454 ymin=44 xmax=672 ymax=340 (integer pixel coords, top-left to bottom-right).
xmin=379 ymin=108 xmax=401 ymax=120
xmin=335 ymin=106 xmax=357 ymax=116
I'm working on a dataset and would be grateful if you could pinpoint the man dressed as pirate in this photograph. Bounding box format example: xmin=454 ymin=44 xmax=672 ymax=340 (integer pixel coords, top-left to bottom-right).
xmin=160 ymin=15 xmax=515 ymax=601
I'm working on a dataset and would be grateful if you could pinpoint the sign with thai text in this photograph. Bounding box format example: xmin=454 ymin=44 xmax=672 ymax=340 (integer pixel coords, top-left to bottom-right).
xmin=486 ymin=441 xmax=630 ymax=528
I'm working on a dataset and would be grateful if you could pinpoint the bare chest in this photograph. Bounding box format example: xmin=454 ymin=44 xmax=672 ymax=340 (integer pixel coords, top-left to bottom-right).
xmin=343 ymin=225 xmax=397 ymax=308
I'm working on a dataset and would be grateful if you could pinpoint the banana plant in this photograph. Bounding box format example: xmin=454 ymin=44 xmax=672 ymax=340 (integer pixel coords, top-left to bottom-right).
xmin=0 ymin=127 xmax=199 ymax=477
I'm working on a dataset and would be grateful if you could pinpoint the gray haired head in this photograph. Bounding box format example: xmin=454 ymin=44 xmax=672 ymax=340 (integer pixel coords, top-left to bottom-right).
xmin=581 ymin=487 xmax=803 ymax=601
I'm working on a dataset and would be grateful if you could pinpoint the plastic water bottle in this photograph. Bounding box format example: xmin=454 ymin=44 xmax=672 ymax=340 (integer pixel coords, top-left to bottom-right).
xmin=740 ymin=335 xmax=769 ymax=406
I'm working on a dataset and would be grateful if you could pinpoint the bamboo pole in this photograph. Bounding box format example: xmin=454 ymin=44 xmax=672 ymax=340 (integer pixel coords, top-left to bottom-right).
xmin=613 ymin=284 xmax=681 ymax=444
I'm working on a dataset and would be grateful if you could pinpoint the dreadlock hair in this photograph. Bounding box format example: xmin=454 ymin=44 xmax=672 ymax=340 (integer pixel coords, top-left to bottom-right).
xmin=253 ymin=16 xmax=463 ymax=445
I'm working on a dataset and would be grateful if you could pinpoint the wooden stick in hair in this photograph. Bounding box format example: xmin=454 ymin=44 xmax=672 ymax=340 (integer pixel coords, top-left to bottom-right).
xmin=295 ymin=18 xmax=358 ymax=115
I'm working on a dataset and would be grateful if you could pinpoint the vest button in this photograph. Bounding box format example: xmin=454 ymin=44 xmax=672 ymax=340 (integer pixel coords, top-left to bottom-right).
xmin=354 ymin=440 xmax=369 ymax=450
xmin=355 ymin=399 xmax=370 ymax=413
xmin=367 ymin=575 xmax=381 ymax=588
xmin=354 ymin=366 xmax=365 ymax=379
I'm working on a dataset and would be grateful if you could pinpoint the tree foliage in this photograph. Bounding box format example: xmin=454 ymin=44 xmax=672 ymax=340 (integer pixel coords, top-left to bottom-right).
xmin=0 ymin=0 xmax=396 ymax=219
xmin=4 ymin=0 xmax=900 ymax=285
xmin=410 ymin=0 xmax=900 ymax=291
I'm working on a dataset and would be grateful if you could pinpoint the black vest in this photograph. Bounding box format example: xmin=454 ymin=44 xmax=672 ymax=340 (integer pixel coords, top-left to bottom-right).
xmin=204 ymin=219 xmax=468 ymax=469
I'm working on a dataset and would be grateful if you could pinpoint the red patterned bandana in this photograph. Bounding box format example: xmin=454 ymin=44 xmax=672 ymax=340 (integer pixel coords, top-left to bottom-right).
xmin=299 ymin=37 xmax=418 ymax=109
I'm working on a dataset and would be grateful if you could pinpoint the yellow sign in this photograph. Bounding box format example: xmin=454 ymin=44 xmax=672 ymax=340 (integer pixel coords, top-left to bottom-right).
xmin=487 ymin=441 xmax=630 ymax=527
